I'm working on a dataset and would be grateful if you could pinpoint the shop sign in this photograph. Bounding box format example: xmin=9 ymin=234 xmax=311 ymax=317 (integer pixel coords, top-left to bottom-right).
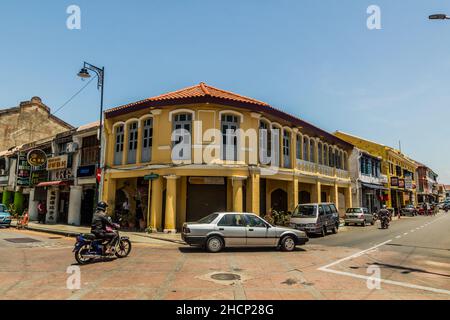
xmin=398 ymin=179 xmax=405 ymax=188
xmin=390 ymin=176 xmax=399 ymax=187
xmin=47 ymin=155 xmax=68 ymax=171
xmin=0 ymin=175 xmax=8 ymax=186
xmin=30 ymin=170 xmax=48 ymax=186
xmin=77 ymin=165 xmax=95 ymax=178
xmin=17 ymin=152 xmax=31 ymax=186
xmin=54 ymin=168 xmax=74 ymax=180
xmin=405 ymin=176 xmax=413 ymax=189
xmin=27 ymin=149 xmax=47 ymax=167
xmin=189 ymin=177 xmax=225 ymax=185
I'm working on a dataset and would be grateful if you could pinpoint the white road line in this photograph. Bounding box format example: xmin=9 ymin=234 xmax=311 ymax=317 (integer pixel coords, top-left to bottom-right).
xmin=395 ymin=235 xmax=401 ymax=239
xmin=318 ymin=240 xmax=392 ymax=270
xmin=319 ymin=268 xmax=450 ymax=295
xmin=403 ymin=233 xmax=408 ymax=235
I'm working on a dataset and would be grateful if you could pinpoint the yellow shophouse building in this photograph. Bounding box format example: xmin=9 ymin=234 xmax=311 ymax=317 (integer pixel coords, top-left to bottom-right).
xmin=334 ymin=131 xmax=418 ymax=210
xmin=102 ymin=83 xmax=353 ymax=232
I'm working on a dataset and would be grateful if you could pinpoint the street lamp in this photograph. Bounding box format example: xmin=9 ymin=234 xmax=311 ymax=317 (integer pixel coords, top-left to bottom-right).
xmin=77 ymin=62 xmax=105 ymax=203
xmin=429 ymin=14 xmax=450 ymax=20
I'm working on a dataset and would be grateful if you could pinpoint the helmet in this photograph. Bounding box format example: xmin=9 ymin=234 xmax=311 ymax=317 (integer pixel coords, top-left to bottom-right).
xmin=97 ymin=201 xmax=108 ymax=211
xmin=382 ymin=205 xmax=387 ymax=209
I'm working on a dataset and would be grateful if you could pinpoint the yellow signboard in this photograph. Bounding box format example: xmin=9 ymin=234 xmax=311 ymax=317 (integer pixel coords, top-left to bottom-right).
xmin=46 ymin=155 xmax=68 ymax=171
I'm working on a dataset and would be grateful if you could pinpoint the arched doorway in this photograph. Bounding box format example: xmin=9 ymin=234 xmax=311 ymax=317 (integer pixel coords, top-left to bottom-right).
xmin=299 ymin=191 xmax=311 ymax=204
xmin=271 ymin=188 xmax=287 ymax=212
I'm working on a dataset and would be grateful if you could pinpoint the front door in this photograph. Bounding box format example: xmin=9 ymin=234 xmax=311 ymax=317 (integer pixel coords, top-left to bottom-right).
xmin=216 ymin=214 xmax=246 ymax=246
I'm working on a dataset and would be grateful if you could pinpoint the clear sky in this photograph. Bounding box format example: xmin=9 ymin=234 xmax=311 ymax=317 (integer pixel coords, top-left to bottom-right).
xmin=1 ymin=1 xmax=449 ymax=182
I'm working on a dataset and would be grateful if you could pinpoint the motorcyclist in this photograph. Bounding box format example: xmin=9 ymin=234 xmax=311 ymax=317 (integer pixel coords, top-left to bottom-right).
xmin=377 ymin=205 xmax=391 ymax=227
xmin=91 ymin=201 xmax=119 ymax=255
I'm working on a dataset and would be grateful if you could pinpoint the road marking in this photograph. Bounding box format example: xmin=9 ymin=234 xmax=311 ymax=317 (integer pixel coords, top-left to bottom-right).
xmin=403 ymin=233 xmax=408 ymax=235
xmin=318 ymin=240 xmax=392 ymax=270
xmin=395 ymin=235 xmax=401 ymax=239
xmin=319 ymin=268 xmax=450 ymax=295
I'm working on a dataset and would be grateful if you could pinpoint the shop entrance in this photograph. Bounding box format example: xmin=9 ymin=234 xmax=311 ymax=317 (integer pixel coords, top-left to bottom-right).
xmin=80 ymin=189 xmax=95 ymax=226
xmin=271 ymin=188 xmax=287 ymax=212
xmin=58 ymin=191 xmax=70 ymax=224
xmin=187 ymin=177 xmax=227 ymax=222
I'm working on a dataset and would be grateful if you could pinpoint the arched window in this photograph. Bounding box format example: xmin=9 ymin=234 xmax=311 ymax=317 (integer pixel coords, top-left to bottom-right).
xmin=114 ymin=124 xmax=124 ymax=165
xmin=303 ymin=137 xmax=308 ymax=162
xmin=221 ymin=114 xmax=239 ymax=161
xmin=283 ymin=130 xmax=291 ymax=168
xmin=173 ymin=113 xmax=192 ymax=160
xmin=296 ymin=134 xmax=302 ymax=160
xmin=127 ymin=121 xmax=138 ymax=164
xmin=259 ymin=120 xmax=271 ymax=163
xmin=329 ymin=146 xmax=334 ymax=167
xmin=318 ymin=142 xmax=323 ymax=165
xmin=141 ymin=118 xmax=153 ymax=163
xmin=309 ymin=139 xmax=315 ymax=163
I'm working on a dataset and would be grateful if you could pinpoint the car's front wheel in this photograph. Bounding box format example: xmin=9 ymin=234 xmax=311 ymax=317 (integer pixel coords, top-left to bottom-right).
xmin=206 ymin=236 xmax=224 ymax=253
xmin=280 ymin=235 xmax=296 ymax=252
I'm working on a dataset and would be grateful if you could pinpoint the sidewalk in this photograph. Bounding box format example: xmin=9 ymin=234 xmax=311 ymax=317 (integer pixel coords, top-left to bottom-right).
xmin=10 ymin=221 xmax=185 ymax=245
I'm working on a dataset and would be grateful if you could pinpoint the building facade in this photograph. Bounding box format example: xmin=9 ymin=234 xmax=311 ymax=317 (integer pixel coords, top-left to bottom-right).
xmin=0 ymin=97 xmax=73 ymax=152
xmin=334 ymin=131 xmax=417 ymax=212
xmin=415 ymin=163 xmax=439 ymax=204
xmin=101 ymin=83 xmax=353 ymax=233
xmin=347 ymin=148 xmax=388 ymax=213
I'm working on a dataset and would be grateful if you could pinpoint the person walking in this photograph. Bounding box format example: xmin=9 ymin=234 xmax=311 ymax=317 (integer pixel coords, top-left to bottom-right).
xmin=37 ymin=201 xmax=46 ymax=224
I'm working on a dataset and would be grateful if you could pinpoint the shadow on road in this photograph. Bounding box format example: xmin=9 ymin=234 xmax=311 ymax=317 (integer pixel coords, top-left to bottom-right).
xmin=178 ymin=247 xmax=306 ymax=254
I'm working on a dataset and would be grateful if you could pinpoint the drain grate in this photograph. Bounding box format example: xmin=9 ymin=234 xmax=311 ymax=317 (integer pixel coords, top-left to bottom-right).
xmin=211 ymin=273 xmax=241 ymax=281
xmin=4 ymin=237 xmax=41 ymax=243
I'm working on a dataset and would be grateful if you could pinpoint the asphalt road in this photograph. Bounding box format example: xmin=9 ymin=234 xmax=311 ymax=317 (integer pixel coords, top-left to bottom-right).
xmin=0 ymin=213 xmax=448 ymax=300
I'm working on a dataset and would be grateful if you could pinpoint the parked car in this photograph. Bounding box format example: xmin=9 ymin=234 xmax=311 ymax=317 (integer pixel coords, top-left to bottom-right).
xmin=401 ymin=204 xmax=418 ymax=216
xmin=344 ymin=207 xmax=375 ymax=226
xmin=182 ymin=212 xmax=309 ymax=252
xmin=0 ymin=204 xmax=11 ymax=227
xmin=289 ymin=203 xmax=340 ymax=237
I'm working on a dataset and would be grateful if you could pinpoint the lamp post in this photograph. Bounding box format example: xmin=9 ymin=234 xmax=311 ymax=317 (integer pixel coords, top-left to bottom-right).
xmin=77 ymin=62 xmax=105 ymax=204
xmin=429 ymin=14 xmax=450 ymax=20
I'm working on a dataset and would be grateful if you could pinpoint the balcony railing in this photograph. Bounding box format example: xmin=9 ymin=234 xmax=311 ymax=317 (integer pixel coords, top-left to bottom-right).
xmin=296 ymin=159 xmax=350 ymax=179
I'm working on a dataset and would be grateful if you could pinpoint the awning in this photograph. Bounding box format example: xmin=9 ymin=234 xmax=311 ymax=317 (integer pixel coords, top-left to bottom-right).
xmin=36 ymin=181 xmax=68 ymax=187
xmin=361 ymin=182 xmax=389 ymax=190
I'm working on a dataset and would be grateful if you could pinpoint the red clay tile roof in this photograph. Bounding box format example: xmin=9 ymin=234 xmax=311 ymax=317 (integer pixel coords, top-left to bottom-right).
xmin=106 ymin=82 xmax=269 ymax=114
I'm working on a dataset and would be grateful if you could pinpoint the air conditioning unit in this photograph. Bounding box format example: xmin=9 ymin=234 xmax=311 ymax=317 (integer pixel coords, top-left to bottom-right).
xmin=65 ymin=142 xmax=79 ymax=153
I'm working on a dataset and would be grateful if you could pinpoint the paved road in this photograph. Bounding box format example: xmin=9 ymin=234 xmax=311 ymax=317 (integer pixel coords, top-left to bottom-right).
xmin=0 ymin=213 xmax=449 ymax=300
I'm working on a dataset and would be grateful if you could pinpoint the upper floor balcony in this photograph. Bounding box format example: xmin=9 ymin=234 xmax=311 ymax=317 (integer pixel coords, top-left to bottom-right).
xmin=296 ymin=159 xmax=350 ymax=180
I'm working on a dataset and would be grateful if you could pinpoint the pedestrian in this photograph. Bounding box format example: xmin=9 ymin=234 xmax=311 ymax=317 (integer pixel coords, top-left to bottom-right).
xmin=122 ymin=199 xmax=130 ymax=217
xmin=37 ymin=201 xmax=46 ymax=224
xmin=135 ymin=200 xmax=143 ymax=231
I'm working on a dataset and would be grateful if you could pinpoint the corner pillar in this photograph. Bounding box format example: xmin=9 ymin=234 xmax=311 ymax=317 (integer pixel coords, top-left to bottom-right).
xmin=164 ymin=175 xmax=179 ymax=233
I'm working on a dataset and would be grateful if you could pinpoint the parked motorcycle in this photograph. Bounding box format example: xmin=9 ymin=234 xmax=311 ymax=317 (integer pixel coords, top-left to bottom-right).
xmin=73 ymin=221 xmax=132 ymax=265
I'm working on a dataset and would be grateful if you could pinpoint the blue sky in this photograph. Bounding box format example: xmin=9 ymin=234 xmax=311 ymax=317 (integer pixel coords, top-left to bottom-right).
xmin=1 ymin=1 xmax=449 ymax=182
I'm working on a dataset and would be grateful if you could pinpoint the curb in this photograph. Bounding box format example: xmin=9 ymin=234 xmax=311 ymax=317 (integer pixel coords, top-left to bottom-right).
xmin=25 ymin=225 xmax=80 ymax=238
xmin=132 ymin=233 xmax=185 ymax=244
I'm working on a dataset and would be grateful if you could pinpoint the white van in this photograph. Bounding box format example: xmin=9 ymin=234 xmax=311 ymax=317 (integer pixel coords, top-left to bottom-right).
xmin=289 ymin=203 xmax=340 ymax=237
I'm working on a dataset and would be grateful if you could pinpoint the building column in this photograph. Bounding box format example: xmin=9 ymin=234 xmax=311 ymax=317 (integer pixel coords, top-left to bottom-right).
xmin=248 ymin=173 xmax=260 ymax=214
xmin=2 ymin=190 xmax=12 ymax=206
xmin=232 ymin=176 xmax=246 ymax=212
xmin=13 ymin=191 xmax=24 ymax=215
xmin=122 ymin=124 xmax=129 ymax=165
xmin=28 ymin=188 xmax=38 ymax=221
xmin=150 ymin=177 xmax=163 ymax=231
xmin=102 ymin=174 xmax=116 ymax=211
xmin=146 ymin=180 xmax=152 ymax=229
xmin=164 ymin=175 xmax=179 ymax=233
xmin=68 ymin=185 xmax=83 ymax=226
xmin=178 ymin=176 xmax=187 ymax=228
xmin=344 ymin=186 xmax=352 ymax=210
xmin=330 ymin=183 xmax=339 ymax=208
xmin=287 ymin=176 xmax=299 ymax=212
xmin=311 ymin=181 xmax=322 ymax=203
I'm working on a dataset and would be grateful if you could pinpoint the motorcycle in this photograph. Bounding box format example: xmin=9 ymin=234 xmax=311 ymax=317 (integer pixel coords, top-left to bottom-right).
xmin=73 ymin=220 xmax=132 ymax=265
xmin=379 ymin=215 xmax=390 ymax=229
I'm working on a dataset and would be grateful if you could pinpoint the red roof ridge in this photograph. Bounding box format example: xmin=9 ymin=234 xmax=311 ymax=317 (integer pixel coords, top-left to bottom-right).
xmin=199 ymin=82 xmax=210 ymax=96
xmin=202 ymin=83 xmax=269 ymax=106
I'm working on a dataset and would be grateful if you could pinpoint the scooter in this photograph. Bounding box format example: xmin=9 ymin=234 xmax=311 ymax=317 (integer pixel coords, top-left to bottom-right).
xmin=73 ymin=221 xmax=132 ymax=265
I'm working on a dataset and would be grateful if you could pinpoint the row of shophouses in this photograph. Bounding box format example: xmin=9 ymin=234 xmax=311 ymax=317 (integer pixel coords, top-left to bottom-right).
xmin=0 ymin=83 xmax=445 ymax=230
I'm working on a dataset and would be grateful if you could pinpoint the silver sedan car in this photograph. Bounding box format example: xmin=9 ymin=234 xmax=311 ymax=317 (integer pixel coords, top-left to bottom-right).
xmin=181 ymin=212 xmax=309 ymax=252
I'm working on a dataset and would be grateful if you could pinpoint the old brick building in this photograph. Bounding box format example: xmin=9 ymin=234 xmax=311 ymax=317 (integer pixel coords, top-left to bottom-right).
xmin=0 ymin=96 xmax=73 ymax=151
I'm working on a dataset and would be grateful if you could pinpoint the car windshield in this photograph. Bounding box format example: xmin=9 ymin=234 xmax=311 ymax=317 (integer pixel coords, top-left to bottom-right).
xmin=292 ymin=205 xmax=316 ymax=217
xmin=346 ymin=208 xmax=363 ymax=213
xmin=196 ymin=213 xmax=219 ymax=224
xmin=0 ymin=204 xmax=7 ymax=212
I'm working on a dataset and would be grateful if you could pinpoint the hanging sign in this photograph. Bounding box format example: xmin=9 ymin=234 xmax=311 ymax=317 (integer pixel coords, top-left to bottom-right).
xmin=27 ymin=149 xmax=47 ymax=167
